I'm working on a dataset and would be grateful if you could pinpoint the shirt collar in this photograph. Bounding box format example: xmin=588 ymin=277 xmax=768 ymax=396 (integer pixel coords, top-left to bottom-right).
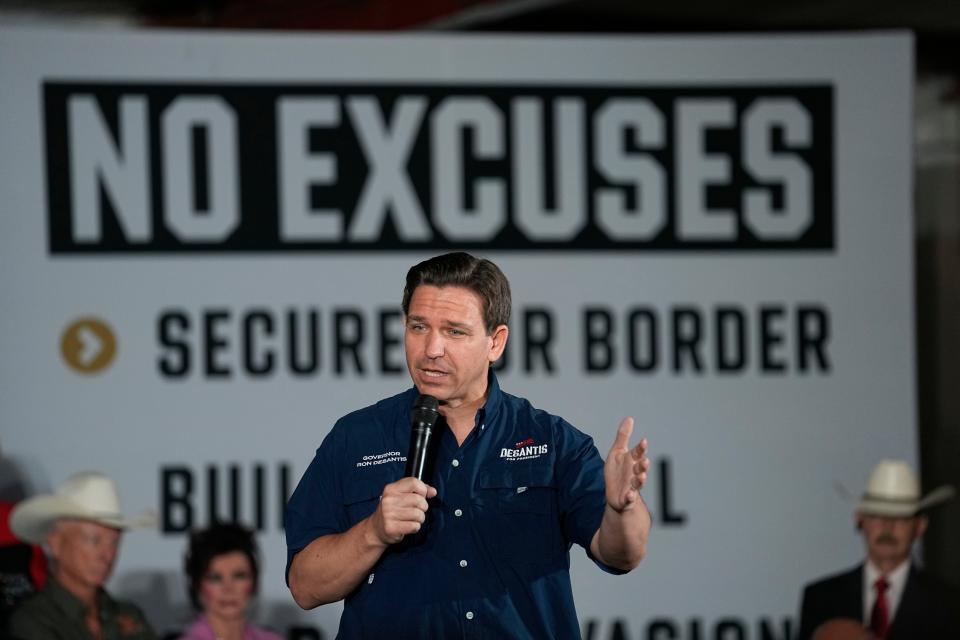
xmin=476 ymin=368 xmax=503 ymax=436
xmin=190 ymin=615 xmax=251 ymax=639
xmin=865 ymin=557 xmax=910 ymax=587
xmin=45 ymin=577 xmax=107 ymax=620
xmin=405 ymin=368 xmax=504 ymax=438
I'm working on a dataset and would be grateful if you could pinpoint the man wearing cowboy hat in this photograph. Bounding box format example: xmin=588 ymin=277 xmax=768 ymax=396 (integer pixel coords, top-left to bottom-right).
xmin=4 ymin=471 xmax=157 ymax=639
xmin=797 ymin=459 xmax=958 ymax=640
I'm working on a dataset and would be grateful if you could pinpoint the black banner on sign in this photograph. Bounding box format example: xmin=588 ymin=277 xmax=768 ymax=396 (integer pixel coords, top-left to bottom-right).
xmin=44 ymin=82 xmax=834 ymax=253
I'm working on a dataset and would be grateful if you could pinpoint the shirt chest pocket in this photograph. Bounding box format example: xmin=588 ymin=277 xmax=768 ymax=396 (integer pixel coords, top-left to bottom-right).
xmin=342 ymin=471 xmax=397 ymax=527
xmin=476 ymin=464 xmax=562 ymax=561
xmin=479 ymin=465 xmax=555 ymax=513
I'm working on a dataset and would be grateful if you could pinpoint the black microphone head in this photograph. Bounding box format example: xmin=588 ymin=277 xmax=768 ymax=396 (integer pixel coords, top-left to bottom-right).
xmin=411 ymin=394 xmax=440 ymax=429
xmin=414 ymin=394 xmax=440 ymax=413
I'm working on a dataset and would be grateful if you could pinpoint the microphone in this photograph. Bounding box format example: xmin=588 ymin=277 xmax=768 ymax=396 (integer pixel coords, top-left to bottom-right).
xmin=405 ymin=394 xmax=440 ymax=481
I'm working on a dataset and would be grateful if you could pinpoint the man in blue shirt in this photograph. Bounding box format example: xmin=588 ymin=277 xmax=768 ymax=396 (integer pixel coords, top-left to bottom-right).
xmin=286 ymin=252 xmax=651 ymax=639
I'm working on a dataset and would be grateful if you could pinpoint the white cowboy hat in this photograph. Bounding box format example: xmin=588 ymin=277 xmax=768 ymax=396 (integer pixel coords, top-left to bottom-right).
xmin=9 ymin=471 xmax=155 ymax=545
xmin=856 ymin=459 xmax=955 ymax=517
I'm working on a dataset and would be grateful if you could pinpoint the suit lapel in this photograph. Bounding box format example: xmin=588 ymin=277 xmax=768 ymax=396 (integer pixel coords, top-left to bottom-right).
xmin=846 ymin=564 xmax=865 ymax=621
xmin=888 ymin=567 xmax=921 ymax=638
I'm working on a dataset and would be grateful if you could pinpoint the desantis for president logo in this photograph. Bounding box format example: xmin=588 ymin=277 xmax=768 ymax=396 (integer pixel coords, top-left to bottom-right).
xmin=500 ymin=437 xmax=549 ymax=462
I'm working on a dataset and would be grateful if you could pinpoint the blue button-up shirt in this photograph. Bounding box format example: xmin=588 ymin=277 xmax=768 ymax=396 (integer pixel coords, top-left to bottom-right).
xmin=286 ymin=373 xmax=618 ymax=639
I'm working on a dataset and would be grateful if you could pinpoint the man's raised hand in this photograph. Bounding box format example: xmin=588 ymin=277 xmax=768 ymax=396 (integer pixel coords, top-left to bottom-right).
xmin=604 ymin=417 xmax=650 ymax=513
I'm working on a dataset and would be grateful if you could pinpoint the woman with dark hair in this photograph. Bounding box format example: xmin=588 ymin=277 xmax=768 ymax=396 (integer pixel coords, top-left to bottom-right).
xmin=179 ymin=522 xmax=281 ymax=640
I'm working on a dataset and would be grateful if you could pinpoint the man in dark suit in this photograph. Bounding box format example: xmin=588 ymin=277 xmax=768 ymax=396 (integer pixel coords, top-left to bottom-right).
xmin=797 ymin=459 xmax=957 ymax=640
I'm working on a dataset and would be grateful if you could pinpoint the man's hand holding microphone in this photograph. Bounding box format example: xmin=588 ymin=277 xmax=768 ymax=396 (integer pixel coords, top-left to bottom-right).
xmin=370 ymin=394 xmax=439 ymax=546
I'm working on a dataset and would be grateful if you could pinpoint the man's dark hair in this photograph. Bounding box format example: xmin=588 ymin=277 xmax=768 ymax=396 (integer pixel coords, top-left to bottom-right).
xmin=183 ymin=521 xmax=259 ymax=611
xmin=402 ymin=252 xmax=511 ymax=333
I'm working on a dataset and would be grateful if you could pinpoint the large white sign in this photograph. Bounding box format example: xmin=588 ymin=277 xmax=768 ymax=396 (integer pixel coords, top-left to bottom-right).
xmin=0 ymin=28 xmax=914 ymax=638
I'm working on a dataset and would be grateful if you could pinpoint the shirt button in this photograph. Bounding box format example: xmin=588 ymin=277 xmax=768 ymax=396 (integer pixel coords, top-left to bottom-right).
xmin=459 ymin=559 xmax=468 ymax=568
xmin=466 ymin=612 xmax=475 ymax=620
xmin=451 ymin=459 xmax=460 ymax=468
xmin=454 ymin=508 xmax=463 ymax=517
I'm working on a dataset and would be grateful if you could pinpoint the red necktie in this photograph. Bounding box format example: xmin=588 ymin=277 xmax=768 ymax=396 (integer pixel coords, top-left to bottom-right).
xmin=870 ymin=576 xmax=890 ymax=638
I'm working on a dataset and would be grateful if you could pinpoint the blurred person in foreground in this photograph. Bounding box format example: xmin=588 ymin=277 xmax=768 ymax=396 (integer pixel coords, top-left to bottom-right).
xmin=286 ymin=252 xmax=652 ymax=638
xmin=810 ymin=618 xmax=874 ymax=640
xmin=5 ymin=471 xmax=157 ymax=639
xmin=798 ymin=459 xmax=958 ymax=640
xmin=179 ymin=522 xmax=281 ymax=640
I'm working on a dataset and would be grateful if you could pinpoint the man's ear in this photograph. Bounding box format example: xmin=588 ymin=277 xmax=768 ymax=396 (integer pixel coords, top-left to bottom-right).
xmin=915 ymin=514 xmax=929 ymax=538
xmin=45 ymin=524 xmax=63 ymax=560
xmin=488 ymin=324 xmax=508 ymax=363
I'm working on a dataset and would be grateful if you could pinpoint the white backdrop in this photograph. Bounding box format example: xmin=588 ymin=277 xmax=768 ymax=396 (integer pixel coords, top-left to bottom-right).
xmin=0 ymin=28 xmax=914 ymax=639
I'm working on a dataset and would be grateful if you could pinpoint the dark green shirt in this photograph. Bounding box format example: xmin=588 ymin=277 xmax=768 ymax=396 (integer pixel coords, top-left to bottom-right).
xmin=5 ymin=578 xmax=157 ymax=640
